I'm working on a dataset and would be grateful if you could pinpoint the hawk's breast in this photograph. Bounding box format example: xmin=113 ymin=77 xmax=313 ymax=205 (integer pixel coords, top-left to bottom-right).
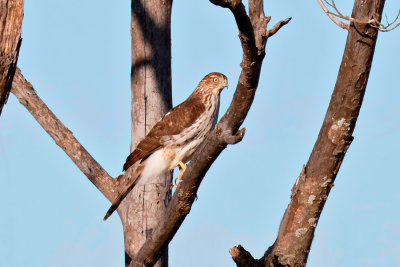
xmin=164 ymin=94 xmax=220 ymax=167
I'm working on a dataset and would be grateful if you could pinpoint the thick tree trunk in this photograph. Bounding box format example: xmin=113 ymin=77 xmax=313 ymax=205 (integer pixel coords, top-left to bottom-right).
xmin=119 ymin=1 xmax=173 ymax=266
xmin=129 ymin=1 xmax=290 ymax=265
xmin=229 ymin=0 xmax=386 ymax=266
xmin=260 ymin=0 xmax=385 ymax=266
xmin=0 ymin=0 xmax=23 ymax=116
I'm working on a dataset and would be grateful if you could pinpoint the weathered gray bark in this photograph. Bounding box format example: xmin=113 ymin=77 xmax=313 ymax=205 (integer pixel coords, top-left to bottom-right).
xmin=119 ymin=1 xmax=173 ymax=266
xmin=8 ymin=1 xmax=173 ymax=265
xmin=229 ymin=0 xmax=386 ymax=266
xmin=0 ymin=0 xmax=23 ymax=116
xmin=11 ymin=0 xmax=375 ymax=266
xmin=129 ymin=1 xmax=290 ymax=266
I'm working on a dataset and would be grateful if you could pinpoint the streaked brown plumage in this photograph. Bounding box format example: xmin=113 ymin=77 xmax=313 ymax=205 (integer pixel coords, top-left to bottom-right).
xmin=104 ymin=72 xmax=227 ymax=220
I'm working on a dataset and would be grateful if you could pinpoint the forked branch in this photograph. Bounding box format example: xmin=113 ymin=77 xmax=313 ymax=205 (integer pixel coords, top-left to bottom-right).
xmin=317 ymin=0 xmax=349 ymax=29
xmin=128 ymin=0 xmax=290 ymax=266
xmin=230 ymin=0 xmax=386 ymax=266
xmin=11 ymin=68 xmax=118 ymax=202
xmin=317 ymin=0 xmax=399 ymax=31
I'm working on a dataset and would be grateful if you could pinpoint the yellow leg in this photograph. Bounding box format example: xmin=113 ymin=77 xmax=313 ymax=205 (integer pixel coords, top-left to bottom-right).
xmin=173 ymin=161 xmax=187 ymax=188
xmin=177 ymin=161 xmax=187 ymax=180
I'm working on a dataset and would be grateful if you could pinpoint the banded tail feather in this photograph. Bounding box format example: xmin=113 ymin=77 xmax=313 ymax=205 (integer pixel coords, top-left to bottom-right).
xmin=103 ymin=165 xmax=143 ymax=220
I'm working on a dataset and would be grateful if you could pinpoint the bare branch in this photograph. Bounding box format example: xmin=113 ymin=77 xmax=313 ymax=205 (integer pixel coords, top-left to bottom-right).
xmin=128 ymin=1 xmax=290 ymax=266
xmin=225 ymin=0 xmax=387 ymax=266
xmin=323 ymin=0 xmax=345 ymax=18
xmin=11 ymin=68 xmax=117 ymax=202
xmin=386 ymin=10 xmax=400 ymax=27
xmin=317 ymin=0 xmax=349 ymax=29
xmin=255 ymin=0 xmax=385 ymax=266
xmin=379 ymin=10 xmax=400 ymax=32
xmin=318 ymin=0 xmax=400 ymax=31
xmin=266 ymin=17 xmax=292 ymax=38
xmin=229 ymin=245 xmax=259 ymax=267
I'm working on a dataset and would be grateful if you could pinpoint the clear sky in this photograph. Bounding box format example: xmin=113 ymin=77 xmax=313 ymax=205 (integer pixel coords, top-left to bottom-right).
xmin=1 ymin=0 xmax=400 ymax=266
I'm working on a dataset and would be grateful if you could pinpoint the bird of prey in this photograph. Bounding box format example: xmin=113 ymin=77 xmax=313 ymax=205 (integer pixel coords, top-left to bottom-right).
xmin=103 ymin=72 xmax=228 ymax=220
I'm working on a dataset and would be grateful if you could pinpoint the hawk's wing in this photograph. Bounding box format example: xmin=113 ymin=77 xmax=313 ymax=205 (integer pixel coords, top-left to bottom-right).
xmin=123 ymin=95 xmax=205 ymax=171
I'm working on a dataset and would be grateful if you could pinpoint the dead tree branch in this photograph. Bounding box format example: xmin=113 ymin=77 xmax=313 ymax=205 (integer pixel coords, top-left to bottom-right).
xmin=11 ymin=68 xmax=118 ymax=202
xmin=0 ymin=0 xmax=24 ymax=116
xmin=230 ymin=245 xmax=262 ymax=267
xmin=317 ymin=0 xmax=349 ymax=29
xmin=128 ymin=0 xmax=290 ymax=266
xmin=229 ymin=0 xmax=386 ymax=266
xmin=317 ymin=0 xmax=399 ymax=31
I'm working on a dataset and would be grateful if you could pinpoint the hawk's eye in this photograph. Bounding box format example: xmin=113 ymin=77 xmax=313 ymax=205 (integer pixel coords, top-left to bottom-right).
xmin=213 ymin=77 xmax=219 ymax=83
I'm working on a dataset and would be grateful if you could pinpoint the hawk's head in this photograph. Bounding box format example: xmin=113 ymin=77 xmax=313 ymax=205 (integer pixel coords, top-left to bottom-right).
xmin=194 ymin=72 xmax=228 ymax=96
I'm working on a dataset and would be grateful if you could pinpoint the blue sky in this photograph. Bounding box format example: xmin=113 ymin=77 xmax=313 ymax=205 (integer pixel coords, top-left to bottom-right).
xmin=1 ymin=0 xmax=400 ymax=266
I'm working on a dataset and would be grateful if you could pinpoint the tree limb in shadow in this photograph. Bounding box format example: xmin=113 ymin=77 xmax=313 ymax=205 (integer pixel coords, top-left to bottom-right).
xmin=128 ymin=0 xmax=290 ymax=266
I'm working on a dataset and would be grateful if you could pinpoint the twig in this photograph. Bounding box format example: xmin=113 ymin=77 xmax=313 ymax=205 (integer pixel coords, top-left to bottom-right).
xmin=317 ymin=0 xmax=349 ymax=29
xmin=379 ymin=10 xmax=400 ymax=32
xmin=317 ymin=0 xmax=400 ymax=32
xmin=11 ymin=68 xmax=117 ymax=202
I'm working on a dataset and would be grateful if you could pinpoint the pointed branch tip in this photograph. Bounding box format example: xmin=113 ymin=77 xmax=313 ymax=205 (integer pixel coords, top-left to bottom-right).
xmin=267 ymin=17 xmax=292 ymax=38
xmin=230 ymin=245 xmax=256 ymax=266
xmin=220 ymin=127 xmax=246 ymax=144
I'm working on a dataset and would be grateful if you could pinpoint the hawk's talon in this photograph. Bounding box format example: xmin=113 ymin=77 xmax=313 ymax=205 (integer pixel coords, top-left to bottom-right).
xmin=177 ymin=160 xmax=187 ymax=180
xmin=173 ymin=160 xmax=187 ymax=188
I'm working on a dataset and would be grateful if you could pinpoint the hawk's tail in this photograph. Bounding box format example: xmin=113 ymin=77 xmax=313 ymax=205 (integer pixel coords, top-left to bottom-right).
xmin=103 ymin=165 xmax=143 ymax=221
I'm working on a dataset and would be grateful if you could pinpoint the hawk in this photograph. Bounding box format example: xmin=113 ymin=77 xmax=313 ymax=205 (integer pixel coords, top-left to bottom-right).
xmin=103 ymin=72 xmax=228 ymax=220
